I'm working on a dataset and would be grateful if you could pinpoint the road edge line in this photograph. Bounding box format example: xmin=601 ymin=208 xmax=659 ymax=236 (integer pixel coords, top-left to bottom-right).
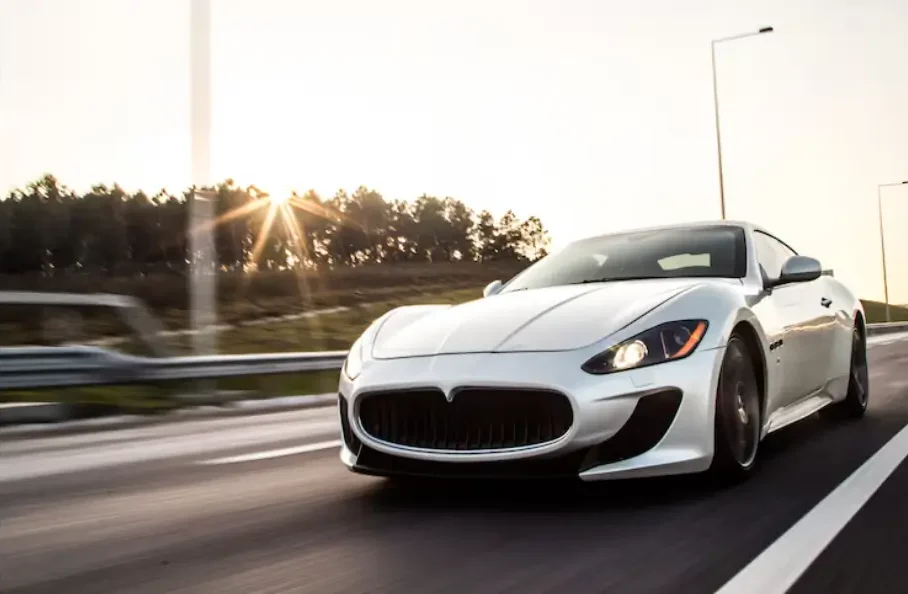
xmin=197 ymin=439 xmax=343 ymax=465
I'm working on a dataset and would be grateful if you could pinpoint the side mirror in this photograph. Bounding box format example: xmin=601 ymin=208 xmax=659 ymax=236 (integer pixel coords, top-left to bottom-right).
xmin=770 ymin=255 xmax=822 ymax=287
xmin=483 ymin=280 xmax=503 ymax=298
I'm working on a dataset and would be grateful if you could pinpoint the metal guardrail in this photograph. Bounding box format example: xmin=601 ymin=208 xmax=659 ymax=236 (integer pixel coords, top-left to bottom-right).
xmin=0 ymin=291 xmax=174 ymax=357
xmin=0 ymin=290 xmax=350 ymax=392
xmin=2 ymin=322 xmax=906 ymax=392
xmin=0 ymin=346 xmax=348 ymax=391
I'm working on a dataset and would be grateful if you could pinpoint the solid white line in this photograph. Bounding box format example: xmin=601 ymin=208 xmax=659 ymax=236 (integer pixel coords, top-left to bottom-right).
xmin=197 ymin=439 xmax=343 ymax=465
xmin=715 ymin=422 xmax=908 ymax=594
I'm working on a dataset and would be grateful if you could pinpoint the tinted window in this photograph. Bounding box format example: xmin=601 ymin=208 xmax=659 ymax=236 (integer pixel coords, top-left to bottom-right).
xmin=502 ymin=226 xmax=747 ymax=293
xmin=752 ymin=231 xmax=797 ymax=279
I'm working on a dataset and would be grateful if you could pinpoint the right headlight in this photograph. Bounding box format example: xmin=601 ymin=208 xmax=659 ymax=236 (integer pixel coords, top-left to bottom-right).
xmin=581 ymin=319 xmax=708 ymax=375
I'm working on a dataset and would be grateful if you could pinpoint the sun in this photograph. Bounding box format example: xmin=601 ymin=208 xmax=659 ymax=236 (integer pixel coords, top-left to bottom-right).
xmin=192 ymin=183 xmax=349 ymax=272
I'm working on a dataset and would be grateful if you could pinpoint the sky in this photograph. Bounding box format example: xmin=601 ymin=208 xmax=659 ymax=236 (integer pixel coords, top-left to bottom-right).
xmin=0 ymin=0 xmax=906 ymax=303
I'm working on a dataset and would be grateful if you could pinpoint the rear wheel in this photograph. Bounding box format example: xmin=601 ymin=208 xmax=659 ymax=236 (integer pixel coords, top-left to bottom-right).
xmin=708 ymin=334 xmax=762 ymax=483
xmin=822 ymin=324 xmax=869 ymax=420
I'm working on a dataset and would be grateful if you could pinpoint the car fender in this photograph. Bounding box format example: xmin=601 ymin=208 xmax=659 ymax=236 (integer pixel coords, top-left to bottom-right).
xmin=648 ymin=283 xmax=783 ymax=442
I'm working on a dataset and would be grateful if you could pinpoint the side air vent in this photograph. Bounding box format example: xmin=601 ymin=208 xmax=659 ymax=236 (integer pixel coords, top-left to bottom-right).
xmin=579 ymin=388 xmax=683 ymax=471
xmin=338 ymin=395 xmax=362 ymax=454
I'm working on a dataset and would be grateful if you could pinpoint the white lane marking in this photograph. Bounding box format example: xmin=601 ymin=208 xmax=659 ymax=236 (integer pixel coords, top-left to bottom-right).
xmin=0 ymin=419 xmax=340 ymax=483
xmin=197 ymin=439 xmax=343 ymax=465
xmin=715 ymin=422 xmax=908 ymax=594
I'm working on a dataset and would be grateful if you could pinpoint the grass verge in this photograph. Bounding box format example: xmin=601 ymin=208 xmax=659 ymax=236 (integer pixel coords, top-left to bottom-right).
xmin=861 ymin=299 xmax=908 ymax=323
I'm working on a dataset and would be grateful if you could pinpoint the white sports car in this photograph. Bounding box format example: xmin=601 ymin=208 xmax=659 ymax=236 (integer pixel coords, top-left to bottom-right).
xmin=337 ymin=221 xmax=869 ymax=482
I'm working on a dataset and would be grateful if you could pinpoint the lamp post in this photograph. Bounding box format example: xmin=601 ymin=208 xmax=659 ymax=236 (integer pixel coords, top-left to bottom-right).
xmin=711 ymin=26 xmax=774 ymax=220
xmin=877 ymin=180 xmax=907 ymax=323
xmin=190 ymin=0 xmax=216 ymax=356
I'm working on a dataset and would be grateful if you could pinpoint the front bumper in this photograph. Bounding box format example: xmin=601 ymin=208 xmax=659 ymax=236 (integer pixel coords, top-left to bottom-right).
xmin=337 ymin=346 xmax=726 ymax=481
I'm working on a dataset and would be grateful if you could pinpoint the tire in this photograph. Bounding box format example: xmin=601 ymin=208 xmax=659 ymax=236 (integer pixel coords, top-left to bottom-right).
xmin=708 ymin=334 xmax=762 ymax=483
xmin=821 ymin=324 xmax=869 ymax=421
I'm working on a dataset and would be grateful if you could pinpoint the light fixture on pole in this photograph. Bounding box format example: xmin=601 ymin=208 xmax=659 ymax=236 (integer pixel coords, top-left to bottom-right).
xmin=711 ymin=26 xmax=774 ymax=220
xmin=877 ymin=180 xmax=907 ymax=323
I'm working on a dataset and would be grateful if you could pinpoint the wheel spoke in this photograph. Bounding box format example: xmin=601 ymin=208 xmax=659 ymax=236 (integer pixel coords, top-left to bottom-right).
xmin=727 ymin=381 xmax=755 ymax=465
xmin=733 ymin=411 xmax=745 ymax=461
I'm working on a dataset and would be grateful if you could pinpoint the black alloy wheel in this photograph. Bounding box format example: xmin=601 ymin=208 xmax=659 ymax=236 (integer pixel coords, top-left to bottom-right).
xmin=709 ymin=334 xmax=762 ymax=483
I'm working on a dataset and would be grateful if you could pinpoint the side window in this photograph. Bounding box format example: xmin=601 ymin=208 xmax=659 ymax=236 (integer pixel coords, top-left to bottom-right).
xmin=767 ymin=234 xmax=797 ymax=267
xmin=753 ymin=231 xmax=796 ymax=280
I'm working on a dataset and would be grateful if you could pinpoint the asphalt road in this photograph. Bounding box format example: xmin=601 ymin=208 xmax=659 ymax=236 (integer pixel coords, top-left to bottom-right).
xmin=3 ymin=335 xmax=908 ymax=594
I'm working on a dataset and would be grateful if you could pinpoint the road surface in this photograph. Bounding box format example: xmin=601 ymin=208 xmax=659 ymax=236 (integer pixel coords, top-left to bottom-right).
xmin=3 ymin=334 xmax=908 ymax=593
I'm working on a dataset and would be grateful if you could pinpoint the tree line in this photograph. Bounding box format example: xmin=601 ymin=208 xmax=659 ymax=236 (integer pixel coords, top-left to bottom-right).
xmin=0 ymin=175 xmax=551 ymax=276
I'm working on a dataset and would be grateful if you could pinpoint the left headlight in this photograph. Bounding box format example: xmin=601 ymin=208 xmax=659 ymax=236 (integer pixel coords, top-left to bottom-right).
xmin=581 ymin=319 xmax=708 ymax=375
xmin=343 ymin=336 xmax=364 ymax=380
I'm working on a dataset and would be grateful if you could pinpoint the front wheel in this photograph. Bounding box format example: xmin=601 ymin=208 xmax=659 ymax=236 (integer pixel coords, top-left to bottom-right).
xmin=708 ymin=334 xmax=762 ymax=483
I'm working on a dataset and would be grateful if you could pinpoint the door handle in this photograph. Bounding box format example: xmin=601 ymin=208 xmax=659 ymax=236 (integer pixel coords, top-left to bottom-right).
xmin=820 ymin=297 xmax=832 ymax=308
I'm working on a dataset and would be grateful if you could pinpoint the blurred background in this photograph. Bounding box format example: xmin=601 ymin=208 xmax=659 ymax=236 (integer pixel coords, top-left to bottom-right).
xmin=3 ymin=2 xmax=908 ymax=594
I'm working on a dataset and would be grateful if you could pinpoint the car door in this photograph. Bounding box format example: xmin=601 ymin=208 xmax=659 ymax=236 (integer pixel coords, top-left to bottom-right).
xmin=767 ymin=234 xmax=838 ymax=395
xmin=753 ymin=231 xmax=833 ymax=401
xmin=814 ymin=273 xmax=856 ymax=395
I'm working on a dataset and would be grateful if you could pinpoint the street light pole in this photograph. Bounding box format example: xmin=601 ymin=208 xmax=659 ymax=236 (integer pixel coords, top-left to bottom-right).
xmin=877 ymin=180 xmax=908 ymax=323
xmin=711 ymin=26 xmax=774 ymax=220
xmin=190 ymin=0 xmax=216 ymax=357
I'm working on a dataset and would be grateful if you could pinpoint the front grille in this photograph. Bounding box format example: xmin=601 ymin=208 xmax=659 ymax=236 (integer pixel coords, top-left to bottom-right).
xmin=356 ymin=388 xmax=573 ymax=451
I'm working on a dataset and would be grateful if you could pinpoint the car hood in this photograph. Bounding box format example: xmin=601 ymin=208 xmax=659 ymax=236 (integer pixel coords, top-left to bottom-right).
xmin=371 ymin=278 xmax=713 ymax=359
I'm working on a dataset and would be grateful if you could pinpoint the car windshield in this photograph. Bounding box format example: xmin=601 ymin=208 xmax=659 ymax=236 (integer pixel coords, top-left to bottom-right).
xmin=501 ymin=225 xmax=747 ymax=293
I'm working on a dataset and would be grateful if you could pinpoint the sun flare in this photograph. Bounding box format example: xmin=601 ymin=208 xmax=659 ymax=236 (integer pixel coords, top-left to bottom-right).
xmin=188 ymin=183 xmax=350 ymax=275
